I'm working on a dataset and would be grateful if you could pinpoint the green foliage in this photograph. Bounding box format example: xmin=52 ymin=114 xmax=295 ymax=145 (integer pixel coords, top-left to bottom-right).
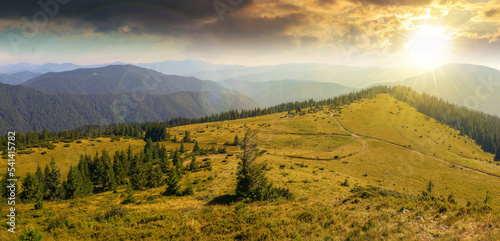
xmin=20 ymin=172 xmax=44 ymax=202
xmin=44 ymin=158 xmax=61 ymax=200
xmin=163 ymin=168 xmax=181 ymax=196
xmin=189 ymin=156 xmax=200 ymax=172
xmin=341 ymin=178 xmax=350 ymax=187
xmin=18 ymin=226 xmax=44 ymax=241
xmin=236 ymin=128 xmax=293 ymax=201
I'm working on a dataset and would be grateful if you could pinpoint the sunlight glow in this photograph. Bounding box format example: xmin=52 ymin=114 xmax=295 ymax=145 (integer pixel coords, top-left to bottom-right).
xmin=405 ymin=25 xmax=449 ymax=68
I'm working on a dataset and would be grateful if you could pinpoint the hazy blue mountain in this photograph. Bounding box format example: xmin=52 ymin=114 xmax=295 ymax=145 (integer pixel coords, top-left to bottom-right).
xmin=0 ymin=82 xmax=257 ymax=133
xmin=135 ymin=59 xmax=246 ymax=76
xmin=219 ymin=79 xmax=357 ymax=107
xmin=390 ymin=63 xmax=500 ymax=116
xmin=23 ymin=65 xmax=233 ymax=95
xmin=190 ymin=63 xmax=419 ymax=88
xmin=0 ymin=71 xmax=41 ymax=85
xmin=0 ymin=62 xmax=124 ymax=74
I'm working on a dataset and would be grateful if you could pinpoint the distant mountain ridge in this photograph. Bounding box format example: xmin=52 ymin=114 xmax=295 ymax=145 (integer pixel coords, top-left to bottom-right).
xmin=0 ymin=71 xmax=41 ymax=85
xmin=23 ymin=65 xmax=233 ymax=96
xmin=0 ymin=82 xmax=256 ymax=133
xmin=220 ymin=79 xmax=357 ymax=107
xmin=391 ymin=63 xmax=500 ymax=116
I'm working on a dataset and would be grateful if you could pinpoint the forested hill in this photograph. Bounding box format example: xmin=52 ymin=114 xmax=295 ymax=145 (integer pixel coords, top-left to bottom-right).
xmin=61 ymin=85 xmax=500 ymax=159
xmin=0 ymin=82 xmax=256 ymax=133
xmin=393 ymin=63 xmax=500 ymax=116
xmin=23 ymin=65 xmax=231 ymax=95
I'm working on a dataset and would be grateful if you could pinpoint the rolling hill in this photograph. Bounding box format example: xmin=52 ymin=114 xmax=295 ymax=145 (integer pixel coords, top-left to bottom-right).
xmin=2 ymin=90 xmax=499 ymax=240
xmin=220 ymin=79 xmax=357 ymax=107
xmin=23 ymin=65 xmax=232 ymax=95
xmin=392 ymin=63 xmax=500 ymax=116
xmin=0 ymin=82 xmax=256 ymax=133
xmin=0 ymin=71 xmax=41 ymax=85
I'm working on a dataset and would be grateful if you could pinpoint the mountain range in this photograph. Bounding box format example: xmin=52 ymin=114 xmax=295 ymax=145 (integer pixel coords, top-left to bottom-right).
xmin=389 ymin=63 xmax=500 ymax=116
xmin=219 ymin=79 xmax=357 ymax=107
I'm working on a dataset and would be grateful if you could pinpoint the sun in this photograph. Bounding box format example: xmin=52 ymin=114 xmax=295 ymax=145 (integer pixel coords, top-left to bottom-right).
xmin=406 ymin=25 xmax=449 ymax=68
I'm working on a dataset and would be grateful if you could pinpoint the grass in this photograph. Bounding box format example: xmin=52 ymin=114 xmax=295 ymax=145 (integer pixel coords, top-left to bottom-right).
xmin=1 ymin=94 xmax=499 ymax=240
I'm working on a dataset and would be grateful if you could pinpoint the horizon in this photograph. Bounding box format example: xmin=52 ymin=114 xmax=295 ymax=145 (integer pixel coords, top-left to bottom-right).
xmin=1 ymin=1 xmax=500 ymax=70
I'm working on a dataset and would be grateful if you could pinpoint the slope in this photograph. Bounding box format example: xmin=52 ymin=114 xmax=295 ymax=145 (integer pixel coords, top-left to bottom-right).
xmin=23 ymin=65 xmax=232 ymax=95
xmin=3 ymin=93 xmax=500 ymax=240
xmin=392 ymin=63 xmax=500 ymax=116
xmin=220 ymin=79 xmax=357 ymax=107
xmin=0 ymin=83 xmax=256 ymax=133
xmin=0 ymin=71 xmax=41 ymax=85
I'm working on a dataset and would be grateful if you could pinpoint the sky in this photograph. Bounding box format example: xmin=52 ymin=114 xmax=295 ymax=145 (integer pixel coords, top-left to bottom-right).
xmin=0 ymin=0 xmax=500 ymax=69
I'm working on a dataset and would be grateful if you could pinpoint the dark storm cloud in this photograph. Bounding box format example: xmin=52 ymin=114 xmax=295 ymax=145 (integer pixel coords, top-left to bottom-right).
xmin=0 ymin=0 xmax=253 ymax=34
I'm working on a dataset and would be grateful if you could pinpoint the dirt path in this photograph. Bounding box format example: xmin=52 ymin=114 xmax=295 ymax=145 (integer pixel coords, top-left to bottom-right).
xmin=331 ymin=114 xmax=369 ymax=158
xmin=330 ymin=113 xmax=500 ymax=178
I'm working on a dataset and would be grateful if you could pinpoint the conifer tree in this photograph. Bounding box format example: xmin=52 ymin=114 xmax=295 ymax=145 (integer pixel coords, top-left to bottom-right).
xmin=163 ymin=168 xmax=181 ymax=196
xmin=64 ymin=166 xmax=84 ymax=199
xmin=192 ymin=141 xmax=200 ymax=154
xmin=92 ymin=152 xmax=106 ymax=186
xmin=44 ymin=158 xmax=61 ymax=200
xmin=233 ymin=135 xmax=239 ymax=146
xmin=182 ymin=131 xmax=192 ymax=143
xmin=129 ymin=155 xmax=147 ymax=190
xmin=77 ymin=155 xmax=94 ymax=195
xmin=113 ymin=151 xmax=127 ymax=185
xmin=172 ymin=150 xmax=183 ymax=171
xmin=189 ymin=156 xmax=199 ymax=172
xmin=146 ymin=165 xmax=163 ymax=188
xmin=101 ymin=150 xmax=116 ymax=191
xmin=235 ymin=129 xmax=292 ymax=201
xmin=34 ymin=165 xmax=45 ymax=192
xmin=180 ymin=141 xmax=186 ymax=153
xmin=21 ymin=172 xmax=44 ymax=202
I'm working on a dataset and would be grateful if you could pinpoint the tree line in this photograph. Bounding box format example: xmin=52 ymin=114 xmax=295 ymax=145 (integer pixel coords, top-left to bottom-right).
xmin=1 ymin=85 xmax=499 ymax=160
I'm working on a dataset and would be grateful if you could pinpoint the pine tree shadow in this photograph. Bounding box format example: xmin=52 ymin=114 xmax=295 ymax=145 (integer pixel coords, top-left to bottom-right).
xmin=207 ymin=194 xmax=238 ymax=205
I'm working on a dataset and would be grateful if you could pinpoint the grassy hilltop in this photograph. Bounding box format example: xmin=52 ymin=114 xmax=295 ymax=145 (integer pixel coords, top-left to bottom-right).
xmin=1 ymin=94 xmax=499 ymax=240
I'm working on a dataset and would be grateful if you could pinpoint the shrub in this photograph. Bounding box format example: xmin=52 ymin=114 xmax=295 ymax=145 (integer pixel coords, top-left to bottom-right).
xmin=63 ymin=144 xmax=70 ymax=148
xmin=19 ymin=227 xmax=44 ymax=241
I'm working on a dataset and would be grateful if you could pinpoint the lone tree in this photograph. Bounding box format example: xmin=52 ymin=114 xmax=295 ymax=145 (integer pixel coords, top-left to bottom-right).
xmin=236 ymin=128 xmax=292 ymax=201
xmin=233 ymin=135 xmax=239 ymax=146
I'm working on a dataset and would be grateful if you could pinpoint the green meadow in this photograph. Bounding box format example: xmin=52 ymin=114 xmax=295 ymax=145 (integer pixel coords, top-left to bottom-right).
xmin=1 ymin=94 xmax=499 ymax=240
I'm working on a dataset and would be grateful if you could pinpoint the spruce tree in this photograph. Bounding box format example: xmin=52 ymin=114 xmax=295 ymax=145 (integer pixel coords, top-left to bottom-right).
xmin=180 ymin=141 xmax=186 ymax=153
xmin=45 ymin=158 xmax=61 ymax=200
xmin=91 ymin=151 xmax=105 ymax=186
xmin=233 ymin=135 xmax=239 ymax=146
xmin=77 ymin=155 xmax=94 ymax=195
xmin=235 ymin=129 xmax=293 ymax=201
xmin=101 ymin=150 xmax=117 ymax=191
xmin=34 ymin=165 xmax=45 ymax=193
xmin=147 ymin=165 xmax=163 ymax=188
xmin=172 ymin=150 xmax=183 ymax=171
xmin=192 ymin=141 xmax=200 ymax=154
xmin=129 ymin=155 xmax=147 ymax=190
xmin=65 ymin=166 xmax=84 ymax=199
xmin=163 ymin=168 xmax=181 ymax=196
xmin=189 ymin=156 xmax=199 ymax=172
xmin=113 ymin=151 xmax=127 ymax=185
xmin=20 ymin=172 xmax=44 ymax=202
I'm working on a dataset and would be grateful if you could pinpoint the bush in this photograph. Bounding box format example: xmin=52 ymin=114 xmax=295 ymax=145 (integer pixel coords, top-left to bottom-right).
xmin=63 ymin=144 xmax=70 ymax=148
xmin=18 ymin=226 xmax=44 ymax=241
